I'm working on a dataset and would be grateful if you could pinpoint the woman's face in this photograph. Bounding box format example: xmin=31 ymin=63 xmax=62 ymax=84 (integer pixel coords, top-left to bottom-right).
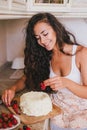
xmin=34 ymin=22 xmax=57 ymax=51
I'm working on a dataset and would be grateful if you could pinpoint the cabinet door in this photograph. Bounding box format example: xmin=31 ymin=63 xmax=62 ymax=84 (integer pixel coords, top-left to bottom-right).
xmin=0 ymin=0 xmax=27 ymax=11
xmin=11 ymin=0 xmax=27 ymax=11
xmin=70 ymin=0 xmax=87 ymax=7
xmin=0 ymin=0 xmax=11 ymax=10
xmin=12 ymin=0 xmax=26 ymax=4
xmin=69 ymin=0 xmax=87 ymax=14
xmin=27 ymin=0 xmax=69 ymax=12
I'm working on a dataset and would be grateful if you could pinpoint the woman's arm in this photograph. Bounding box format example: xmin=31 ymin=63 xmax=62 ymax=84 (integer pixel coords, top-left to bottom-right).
xmin=2 ymin=75 xmax=26 ymax=106
xmin=11 ymin=75 xmax=26 ymax=92
xmin=66 ymin=46 xmax=87 ymax=98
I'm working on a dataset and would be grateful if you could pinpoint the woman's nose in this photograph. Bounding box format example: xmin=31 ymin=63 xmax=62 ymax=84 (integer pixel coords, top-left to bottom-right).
xmin=40 ymin=37 xmax=46 ymax=44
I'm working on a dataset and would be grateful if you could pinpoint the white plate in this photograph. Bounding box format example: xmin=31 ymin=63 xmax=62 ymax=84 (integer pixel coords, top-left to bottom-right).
xmin=0 ymin=115 xmax=20 ymax=130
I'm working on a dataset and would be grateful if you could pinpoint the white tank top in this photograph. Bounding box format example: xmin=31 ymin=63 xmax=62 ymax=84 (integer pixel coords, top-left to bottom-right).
xmin=49 ymin=45 xmax=81 ymax=94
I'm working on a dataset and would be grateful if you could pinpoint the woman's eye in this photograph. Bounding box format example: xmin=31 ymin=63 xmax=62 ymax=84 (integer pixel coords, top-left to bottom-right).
xmin=44 ymin=33 xmax=48 ymax=36
xmin=36 ymin=37 xmax=40 ymax=41
xmin=37 ymin=38 xmax=39 ymax=40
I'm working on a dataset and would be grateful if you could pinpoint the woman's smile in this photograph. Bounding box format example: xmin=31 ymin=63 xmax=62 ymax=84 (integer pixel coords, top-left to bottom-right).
xmin=44 ymin=40 xmax=53 ymax=50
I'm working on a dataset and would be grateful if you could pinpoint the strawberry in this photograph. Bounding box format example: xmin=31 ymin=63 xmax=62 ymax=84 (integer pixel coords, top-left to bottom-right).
xmin=2 ymin=122 xmax=7 ymax=128
xmin=1 ymin=112 xmax=6 ymax=118
xmin=3 ymin=116 xmax=8 ymax=122
xmin=40 ymin=82 xmax=46 ymax=90
xmin=23 ymin=125 xmax=31 ymax=130
xmin=0 ymin=118 xmax=3 ymax=123
xmin=11 ymin=118 xmax=18 ymax=125
xmin=12 ymin=104 xmax=19 ymax=114
xmin=8 ymin=121 xmax=13 ymax=127
xmin=14 ymin=108 xmax=19 ymax=114
xmin=13 ymin=104 xmax=18 ymax=109
xmin=7 ymin=113 xmax=13 ymax=119
xmin=26 ymin=127 xmax=31 ymax=130
xmin=11 ymin=100 xmax=21 ymax=114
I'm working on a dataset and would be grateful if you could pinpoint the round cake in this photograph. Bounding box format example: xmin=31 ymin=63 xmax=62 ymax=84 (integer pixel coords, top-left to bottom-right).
xmin=20 ymin=91 xmax=52 ymax=116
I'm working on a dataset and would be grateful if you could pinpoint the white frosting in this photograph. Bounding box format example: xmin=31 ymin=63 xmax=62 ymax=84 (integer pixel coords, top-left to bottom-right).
xmin=20 ymin=91 xmax=52 ymax=116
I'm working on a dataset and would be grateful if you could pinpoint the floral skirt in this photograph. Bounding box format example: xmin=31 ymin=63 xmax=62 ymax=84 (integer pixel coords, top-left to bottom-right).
xmin=50 ymin=121 xmax=87 ymax=130
xmin=50 ymin=89 xmax=87 ymax=129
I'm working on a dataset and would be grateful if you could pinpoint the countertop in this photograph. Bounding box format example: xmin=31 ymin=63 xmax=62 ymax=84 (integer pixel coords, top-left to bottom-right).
xmin=0 ymin=62 xmax=48 ymax=130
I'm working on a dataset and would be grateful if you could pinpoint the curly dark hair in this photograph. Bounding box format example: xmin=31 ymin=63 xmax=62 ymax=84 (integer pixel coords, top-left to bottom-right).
xmin=24 ymin=12 xmax=77 ymax=93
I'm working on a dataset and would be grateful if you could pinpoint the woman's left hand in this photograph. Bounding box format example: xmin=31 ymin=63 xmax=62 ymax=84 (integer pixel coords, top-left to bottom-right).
xmin=44 ymin=76 xmax=66 ymax=91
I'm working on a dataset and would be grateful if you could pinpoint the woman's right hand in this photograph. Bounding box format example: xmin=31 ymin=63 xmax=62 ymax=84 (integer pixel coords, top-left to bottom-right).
xmin=2 ymin=88 xmax=15 ymax=106
xmin=1 ymin=76 xmax=26 ymax=106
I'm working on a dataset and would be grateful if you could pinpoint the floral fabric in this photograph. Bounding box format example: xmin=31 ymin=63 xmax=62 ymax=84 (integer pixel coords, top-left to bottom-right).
xmin=50 ymin=90 xmax=87 ymax=128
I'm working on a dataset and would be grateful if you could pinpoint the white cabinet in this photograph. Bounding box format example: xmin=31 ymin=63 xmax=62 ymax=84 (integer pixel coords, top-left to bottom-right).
xmin=0 ymin=0 xmax=27 ymax=13
xmin=27 ymin=0 xmax=87 ymax=18
xmin=0 ymin=0 xmax=87 ymax=19
xmin=11 ymin=0 xmax=27 ymax=11
xmin=0 ymin=0 xmax=11 ymax=10
xmin=70 ymin=0 xmax=87 ymax=7
xmin=69 ymin=0 xmax=87 ymax=12
xmin=0 ymin=0 xmax=28 ymax=19
xmin=27 ymin=0 xmax=68 ymax=12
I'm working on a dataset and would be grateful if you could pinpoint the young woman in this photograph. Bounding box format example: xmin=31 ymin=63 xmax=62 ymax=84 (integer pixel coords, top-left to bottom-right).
xmin=2 ymin=12 xmax=87 ymax=129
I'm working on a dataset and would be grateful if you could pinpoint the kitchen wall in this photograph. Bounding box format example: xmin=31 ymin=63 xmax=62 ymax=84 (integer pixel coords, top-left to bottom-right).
xmin=6 ymin=19 xmax=28 ymax=61
xmin=60 ymin=18 xmax=87 ymax=47
xmin=0 ymin=17 xmax=87 ymax=67
xmin=0 ymin=20 xmax=7 ymax=66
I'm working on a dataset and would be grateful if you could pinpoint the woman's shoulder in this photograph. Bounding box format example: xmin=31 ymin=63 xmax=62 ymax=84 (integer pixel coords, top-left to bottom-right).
xmin=75 ymin=45 xmax=87 ymax=69
xmin=77 ymin=45 xmax=87 ymax=53
xmin=76 ymin=45 xmax=87 ymax=59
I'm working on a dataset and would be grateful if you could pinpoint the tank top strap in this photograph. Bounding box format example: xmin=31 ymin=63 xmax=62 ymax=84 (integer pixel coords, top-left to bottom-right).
xmin=72 ymin=45 xmax=77 ymax=67
xmin=72 ymin=45 xmax=77 ymax=55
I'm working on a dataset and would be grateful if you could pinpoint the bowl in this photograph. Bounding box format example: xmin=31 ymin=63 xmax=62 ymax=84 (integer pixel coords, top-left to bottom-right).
xmin=11 ymin=57 xmax=25 ymax=69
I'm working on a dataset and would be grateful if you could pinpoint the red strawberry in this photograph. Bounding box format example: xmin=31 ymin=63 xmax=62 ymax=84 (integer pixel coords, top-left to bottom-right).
xmin=7 ymin=113 xmax=13 ymax=119
xmin=11 ymin=100 xmax=21 ymax=114
xmin=3 ymin=116 xmax=8 ymax=122
xmin=23 ymin=125 xmax=31 ymax=130
xmin=14 ymin=108 xmax=19 ymax=114
xmin=26 ymin=127 xmax=31 ymax=130
xmin=11 ymin=118 xmax=18 ymax=125
xmin=0 ymin=118 xmax=3 ymax=123
xmin=1 ymin=112 xmax=6 ymax=117
xmin=12 ymin=104 xmax=19 ymax=114
xmin=13 ymin=104 xmax=18 ymax=109
xmin=40 ymin=82 xmax=46 ymax=90
xmin=8 ymin=121 xmax=13 ymax=127
xmin=2 ymin=122 xmax=7 ymax=128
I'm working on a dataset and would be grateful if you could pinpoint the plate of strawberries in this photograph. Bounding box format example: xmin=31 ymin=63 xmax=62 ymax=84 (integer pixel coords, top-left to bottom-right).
xmin=0 ymin=112 xmax=20 ymax=130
